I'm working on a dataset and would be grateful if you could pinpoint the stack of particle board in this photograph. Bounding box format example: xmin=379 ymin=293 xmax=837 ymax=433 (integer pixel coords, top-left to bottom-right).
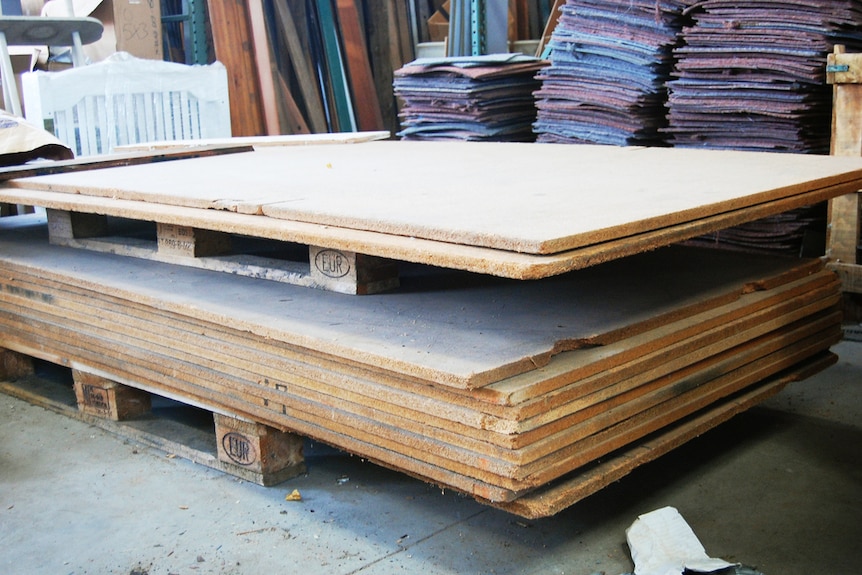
xmin=1 ymin=141 xmax=861 ymax=517
xmin=0 ymin=218 xmax=843 ymax=514
xmin=393 ymin=55 xmax=547 ymax=142
xmin=4 ymin=141 xmax=862 ymax=280
xmin=533 ymin=0 xmax=690 ymax=145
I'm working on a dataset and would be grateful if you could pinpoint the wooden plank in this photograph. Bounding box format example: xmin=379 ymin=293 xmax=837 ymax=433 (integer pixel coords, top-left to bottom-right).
xmin=272 ymin=0 xmax=328 ymax=133
xmin=114 ymin=132 xmax=390 ymax=152
xmin=365 ymin=0 xmax=400 ymax=133
xmin=4 ymin=256 xmax=840 ymax=508
xmin=206 ymin=0 xmax=266 ymax=136
xmin=0 ymin=303 xmax=838 ymax=498
xmin=335 ymin=0 xmax=385 ymax=131
xmin=0 ymin=294 xmax=840 ymax=496
xmin=247 ymin=0 xmax=283 ymax=135
xmin=273 ymin=49 xmax=312 ymax=135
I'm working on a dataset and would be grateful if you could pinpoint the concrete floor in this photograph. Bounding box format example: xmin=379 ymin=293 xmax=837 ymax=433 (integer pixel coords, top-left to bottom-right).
xmin=1 ymin=338 xmax=860 ymax=575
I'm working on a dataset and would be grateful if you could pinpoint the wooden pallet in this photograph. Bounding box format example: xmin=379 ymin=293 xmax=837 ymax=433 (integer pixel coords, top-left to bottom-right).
xmin=827 ymin=45 xmax=862 ymax=295
xmin=0 ymin=350 xmax=305 ymax=487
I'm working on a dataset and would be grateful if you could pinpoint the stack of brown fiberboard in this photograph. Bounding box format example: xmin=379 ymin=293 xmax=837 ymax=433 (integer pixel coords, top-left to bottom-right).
xmin=0 ymin=216 xmax=842 ymax=517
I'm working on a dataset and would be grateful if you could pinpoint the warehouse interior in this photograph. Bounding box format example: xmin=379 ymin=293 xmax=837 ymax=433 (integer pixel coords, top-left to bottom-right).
xmin=1 ymin=1 xmax=862 ymax=574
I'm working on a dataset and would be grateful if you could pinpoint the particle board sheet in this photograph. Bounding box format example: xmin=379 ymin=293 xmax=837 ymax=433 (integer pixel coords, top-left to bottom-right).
xmin=0 ymin=217 xmax=844 ymax=509
xmin=5 ymin=141 xmax=862 ymax=265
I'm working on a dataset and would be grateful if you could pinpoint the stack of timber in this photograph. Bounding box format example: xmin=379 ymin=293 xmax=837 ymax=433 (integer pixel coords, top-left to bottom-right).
xmin=3 ymin=140 xmax=862 ymax=517
xmin=533 ymin=0 xmax=690 ymax=145
xmin=665 ymin=0 xmax=862 ymax=153
xmin=0 ymin=220 xmax=843 ymax=516
xmin=393 ymin=54 xmax=547 ymax=141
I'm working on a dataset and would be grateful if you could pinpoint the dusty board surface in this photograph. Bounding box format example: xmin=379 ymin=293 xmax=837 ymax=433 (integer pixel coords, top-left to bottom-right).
xmin=0 ymin=216 xmax=826 ymax=388
xmin=7 ymin=141 xmax=862 ymax=256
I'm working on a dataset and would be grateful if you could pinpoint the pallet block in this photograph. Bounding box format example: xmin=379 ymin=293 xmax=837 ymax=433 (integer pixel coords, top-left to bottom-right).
xmin=0 ymin=347 xmax=34 ymax=380
xmin=157 ymin=223 xmax=232 ymax=258
xmin=309 ymin=246 xmax=400 ymax=294
xmin=214 ymin=413 xmax=306 ymax=486
xmin=72 ymin=370 xmax=152 ymax=421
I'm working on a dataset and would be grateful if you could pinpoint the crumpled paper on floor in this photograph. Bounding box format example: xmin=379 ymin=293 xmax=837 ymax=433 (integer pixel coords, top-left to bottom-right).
xmin=626 ymin=506 xmax=735 ymax=575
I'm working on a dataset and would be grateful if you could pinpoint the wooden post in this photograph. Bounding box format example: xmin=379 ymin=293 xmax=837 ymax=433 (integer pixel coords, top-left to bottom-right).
xmin=214 ymin=413 xmax=306 ymax=486
xmin=72 ymin=370 xmax=151 ymax=421
xmin=826 ymin=45 xmax=862 ymax=294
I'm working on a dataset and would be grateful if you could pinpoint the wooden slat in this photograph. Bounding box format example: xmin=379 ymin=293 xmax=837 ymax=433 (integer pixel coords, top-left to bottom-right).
xmin=247 ymin=0 xmax=282 ymax=135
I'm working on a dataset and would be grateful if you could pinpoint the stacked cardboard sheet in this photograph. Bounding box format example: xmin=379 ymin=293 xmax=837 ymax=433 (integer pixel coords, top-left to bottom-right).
xmin=666 ymin=0 xmax=862 ymax=153
xmin=533 ymin=0 xmax=690 ymax=145
xmin=393 ymin=55 xmax=547 ymax=142
xmin=0 ymin=219 xmax=842 ymax=515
